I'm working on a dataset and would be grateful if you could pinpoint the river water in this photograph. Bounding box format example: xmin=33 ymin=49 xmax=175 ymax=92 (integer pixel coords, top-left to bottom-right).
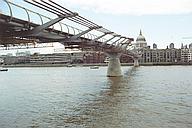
xmin=0 ymin=66 xmax=192 ymax=128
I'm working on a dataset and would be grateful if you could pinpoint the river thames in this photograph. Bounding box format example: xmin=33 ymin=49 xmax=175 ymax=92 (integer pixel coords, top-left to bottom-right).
xmin=0 ymin=66 xmax=192 ymax=128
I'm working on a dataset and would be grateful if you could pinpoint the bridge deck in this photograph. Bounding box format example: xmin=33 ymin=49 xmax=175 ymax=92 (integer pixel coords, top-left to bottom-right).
xmin=0 ymin=0 xmax=138 ymax=58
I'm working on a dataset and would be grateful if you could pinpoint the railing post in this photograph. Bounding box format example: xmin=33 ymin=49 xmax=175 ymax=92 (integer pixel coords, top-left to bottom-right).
xmin=4 ymin=0 xmax=13 ymax=21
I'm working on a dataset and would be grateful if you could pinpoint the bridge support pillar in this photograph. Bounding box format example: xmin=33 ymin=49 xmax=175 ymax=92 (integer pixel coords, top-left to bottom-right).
xmin=106 ymin=52 xmax=122 ymax=77
xmin=133 ymin=58 xmax=139 ymax=67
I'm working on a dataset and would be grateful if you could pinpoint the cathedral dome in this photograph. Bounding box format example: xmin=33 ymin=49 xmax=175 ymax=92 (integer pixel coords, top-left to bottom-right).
xmin=134 ymin=30 xmax=147 ymax=49
xmin=136 ymin=30 xmax=146 ymax=41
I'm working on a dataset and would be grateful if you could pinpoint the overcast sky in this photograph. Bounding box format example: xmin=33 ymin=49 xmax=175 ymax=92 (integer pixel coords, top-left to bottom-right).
xmin=56 ymin=0 xmax=192 ymax=48
xmin=1 ymin=0 xmax=192 ymax=55
xmin=60 ymin=0 xmax=192 ymax=15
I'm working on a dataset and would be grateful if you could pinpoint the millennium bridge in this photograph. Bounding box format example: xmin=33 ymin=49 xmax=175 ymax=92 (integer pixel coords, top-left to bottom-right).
xmin=0 ymin=0 xmax=140 ymax=76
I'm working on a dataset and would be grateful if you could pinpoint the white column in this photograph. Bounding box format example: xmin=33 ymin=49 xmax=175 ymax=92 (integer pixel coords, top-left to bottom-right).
xmin=107 ymin=52 xmax=122 ymax=77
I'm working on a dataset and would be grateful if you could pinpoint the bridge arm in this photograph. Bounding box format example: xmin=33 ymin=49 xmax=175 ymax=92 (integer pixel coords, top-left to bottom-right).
xmin=109 ymin=36 xmax=122 ymax=47
xmin=101 ymin=35 xmax=117 ymax=46
xmin=120 ymin=39 xmax=132 ymax=50
xmin=116 ymin=37 xmax=127 ymax=47
xmin=28 ymin=13 xmax=78 ymax=36
xmin=92 ymin=32 xmax=113 ymax=42
xmin=58 ymin=26 xmax=102 ymax=43
xmin=70 ymin=26 xmax=102 ymax=40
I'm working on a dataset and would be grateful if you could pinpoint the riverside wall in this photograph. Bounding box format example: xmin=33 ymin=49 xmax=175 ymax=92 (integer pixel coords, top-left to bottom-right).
xmin=2 ymin=62 xmax=192 ymax=68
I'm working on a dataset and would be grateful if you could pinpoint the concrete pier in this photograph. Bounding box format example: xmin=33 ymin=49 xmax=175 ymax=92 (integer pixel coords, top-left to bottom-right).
xmin=134 ymin=58 xmax=139 ymax=67
xmin=107 ymin=52 xmax=122 ymax=77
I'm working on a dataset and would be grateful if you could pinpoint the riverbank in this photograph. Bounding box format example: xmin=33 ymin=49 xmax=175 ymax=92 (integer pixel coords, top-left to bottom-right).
xmin=2 ymin=63 xmax=108 ymax=68
xmin=1 ymin=62 xmax=192 ymax=68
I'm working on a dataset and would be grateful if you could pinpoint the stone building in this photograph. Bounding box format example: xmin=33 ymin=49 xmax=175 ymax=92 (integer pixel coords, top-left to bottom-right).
xmin=181 ymin=43 xmax=192 ymax=62
xmin=134 ymin=30 xmax=181 ymax=63
xmin=139 ymin=48 xmax=181 ymax=63
xmin=30 ymin=52 xmax=84 ymax=64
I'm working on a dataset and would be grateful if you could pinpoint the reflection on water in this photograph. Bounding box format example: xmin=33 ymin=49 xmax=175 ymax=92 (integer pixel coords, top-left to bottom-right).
xmin=0 ymin=66 xmax=192 ymax=128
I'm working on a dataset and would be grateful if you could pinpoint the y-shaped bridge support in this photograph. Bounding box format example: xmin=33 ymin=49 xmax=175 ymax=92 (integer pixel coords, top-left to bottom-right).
xmin=106 ymin=52 xmax=122 ymax=77
xmin=133 ymin=58 xmax=139 ymax=67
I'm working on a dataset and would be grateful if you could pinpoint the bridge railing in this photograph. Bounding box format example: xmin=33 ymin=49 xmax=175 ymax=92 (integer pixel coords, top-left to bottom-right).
xmin=1 ymin=0 xmax=134 ymax=49
xmin=1 ymin=0 xmax=107 ymax=42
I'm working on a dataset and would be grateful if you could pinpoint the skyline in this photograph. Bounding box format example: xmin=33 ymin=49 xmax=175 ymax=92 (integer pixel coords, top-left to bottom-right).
xmin=1 ymin=0 xmax=192 ymax=54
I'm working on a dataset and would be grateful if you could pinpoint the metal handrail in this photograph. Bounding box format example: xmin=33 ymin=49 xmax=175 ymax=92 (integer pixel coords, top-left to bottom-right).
xmin=1 ymin=0 xmax=133 ymax=46
xmin=3 ymin=0 xmax=13 ymax=21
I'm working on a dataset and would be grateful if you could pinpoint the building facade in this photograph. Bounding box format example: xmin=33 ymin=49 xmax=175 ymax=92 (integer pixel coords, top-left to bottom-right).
xmin=134 ymin=30 xmax=181 ymax=64
xmin=139 ymin=48 xmax=181 ymax=63
xmin=29 ymin=52 xmax=85 ymax=64
xmin=181 ymin=43 xmax=192 ymax=62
